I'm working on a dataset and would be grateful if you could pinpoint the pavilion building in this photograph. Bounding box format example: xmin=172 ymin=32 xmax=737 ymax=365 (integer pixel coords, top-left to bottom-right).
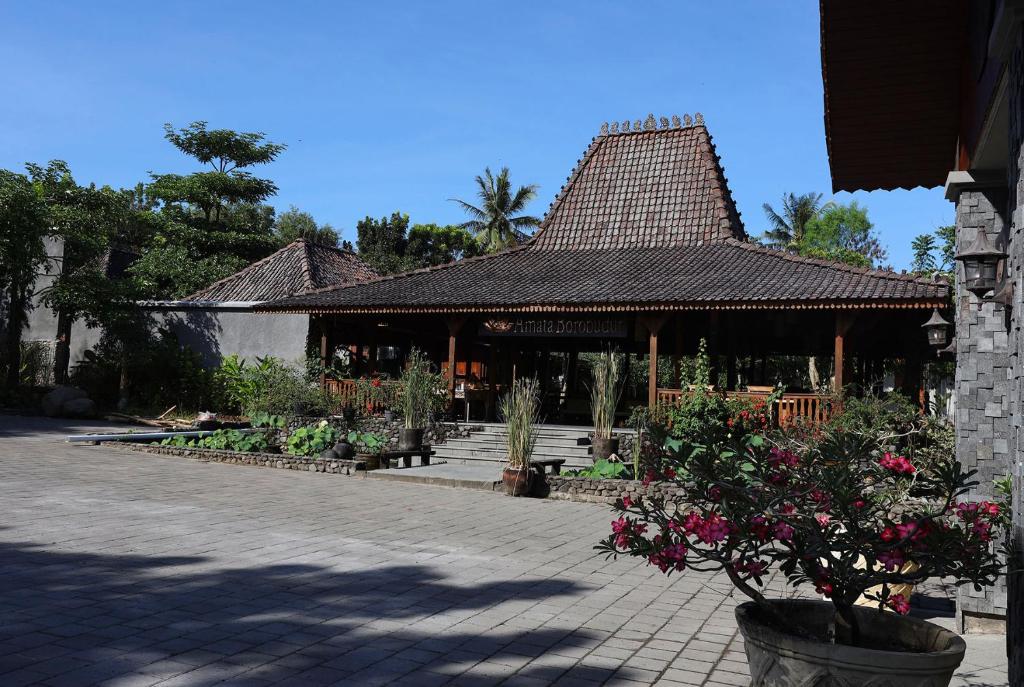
xmin=259 ymin=114 xmax=948 ymax=424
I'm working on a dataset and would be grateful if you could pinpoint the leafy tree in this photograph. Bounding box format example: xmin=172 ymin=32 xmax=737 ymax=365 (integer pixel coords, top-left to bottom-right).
xmin=26 ymin=161 xmax=136 ymax=383
xmin=911 ymin=234 xmax=938 ymax=274
xmin=450 ymin=167 xmax=540 ymax=251
xmin=0 ymin=170 xmax=50 ymax=388
xmin=800 ymin=201 xmax=887 ymax=268
xmin=910 ymin=225 xmax=956 ymax=277
xmin=355 ymin=212 xmax=411 ymax=274
xmin=761 ymin=192 xmax=824 ymax=248
xmin=274 ymin=206 xmax=339 ymax=247
xmin=405 ymin=223 xmax=481 ymax=267
xmin=136 ymin=122 xmax=286 ymax=298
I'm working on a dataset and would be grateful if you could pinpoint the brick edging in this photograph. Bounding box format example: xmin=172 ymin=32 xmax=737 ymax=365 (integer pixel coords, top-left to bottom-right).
xmin=104 ymin=442 xmax=366 ymax=477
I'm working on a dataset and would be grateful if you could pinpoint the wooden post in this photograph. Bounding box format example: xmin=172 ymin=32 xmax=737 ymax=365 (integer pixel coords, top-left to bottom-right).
xmin=487 ymin=343 xmax=498 ymax=420
xmin=318 ymin=317 xmax=329 ymax=389
xmin=834 ymin=312 xmax=854 ymax=394
xmin=445 ymin=316 xmax=465 ymax=406
xmin=640 ymin=314 xmax=669 ymax=408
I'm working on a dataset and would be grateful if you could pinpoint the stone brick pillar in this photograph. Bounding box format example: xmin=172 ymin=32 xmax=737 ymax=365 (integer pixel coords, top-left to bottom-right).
xmin=950 ymin=182 xmax=1011 ymax=632
xmin=1006 ymin=21 xmax=1024 ymax=684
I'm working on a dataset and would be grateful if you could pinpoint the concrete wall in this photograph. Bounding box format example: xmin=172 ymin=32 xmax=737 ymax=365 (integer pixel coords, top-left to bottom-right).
xmin=153 ymin=309 xmax=311 ymax=367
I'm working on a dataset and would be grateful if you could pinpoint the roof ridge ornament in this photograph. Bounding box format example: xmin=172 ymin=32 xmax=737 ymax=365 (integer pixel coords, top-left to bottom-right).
xmin=695 ymin=112 xmax=704 ymax=125
xmin=600 ymin=114 xmax=702 ymax=135
xmin=671 ymin=115 xmax=681 ymax=128
xmin=643 ymin=113 xmax=656 ymax=131
xmin=683 ymin=114 xmax=693 ymax=126
xmin=660 ymin=116 xmax=670 ymax=129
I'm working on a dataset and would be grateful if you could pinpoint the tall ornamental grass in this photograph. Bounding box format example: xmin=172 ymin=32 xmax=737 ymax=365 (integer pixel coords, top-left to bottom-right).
xmin=589 ymin=350 xmax=623 ymax=439
xmin=500 ymin=377 xmax=541 ymax=470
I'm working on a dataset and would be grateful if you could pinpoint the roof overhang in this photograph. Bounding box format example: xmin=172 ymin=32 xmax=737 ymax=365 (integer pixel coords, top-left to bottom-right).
xmin=820 ymin=0 xmax=967 ymax=192
xmin=257 ymin=299 xmax=949 ymax=316
xmin=140 ymin=300 xmax=266 ymax=311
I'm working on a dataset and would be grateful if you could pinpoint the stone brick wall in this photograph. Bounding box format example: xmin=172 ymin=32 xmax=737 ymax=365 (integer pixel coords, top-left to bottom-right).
xmin=108 ymin=443 xmax=367 ymax=476
xmin=1006 ymin=21 xmax=1024 ymax=682
xmin=284 ymin=416 xmax=479 ymax=450
xmin=954 ymin=185 xmax=1012 ymax=630
xmin=542 ymin=475 xmax=681 ymax=505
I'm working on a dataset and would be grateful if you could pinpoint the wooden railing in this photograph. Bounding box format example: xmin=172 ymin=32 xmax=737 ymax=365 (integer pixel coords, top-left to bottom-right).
xmin=656 ymin=388 xmax=837 ymax=427
xmin=324 ymin=378 xmax=399 ymax=414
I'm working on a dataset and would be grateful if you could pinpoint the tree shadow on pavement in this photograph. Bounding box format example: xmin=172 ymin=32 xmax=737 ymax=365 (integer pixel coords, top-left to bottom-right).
xmin=0 ymin=539 xmax=638 ymax=685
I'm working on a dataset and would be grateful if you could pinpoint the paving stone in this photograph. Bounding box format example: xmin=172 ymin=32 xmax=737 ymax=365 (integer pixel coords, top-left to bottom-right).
xmin=0 ymin=416 xmax=1008 ymax=686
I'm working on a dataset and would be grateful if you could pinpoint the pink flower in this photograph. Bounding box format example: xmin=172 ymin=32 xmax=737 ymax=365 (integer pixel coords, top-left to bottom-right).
xmin=642 ymin=468 xmax=658 ymax=487
xmin=815 ymin=581 xmax=834 ymax=597
xmin=878 ymin=549 xmax=905 ymax=572
xmin=879 ymin=453 xmax=916 ymax=475
xmin=887 ymin=594 xmax=911 ymax=615
xmin=852 ymin=498 xmax=866 ymax=509
xmin=749 ymin=516 xmax=770 ymax=541
xmin=815 ymin=513 xmax=831 ymax=528
xmin=695 ymin=513 xmax=731 ymax=544
xmin=708 ymin=486 xmax=722 ymax=502
xmin=880 ymin=526 xmax=897 ymax=543
xmin=621 ymin=496 xmax=633 ymax=509
xmin=682 ymin=511 xmax=703 ymax=533
xmin=663 ymin=467 xmax=677 ymax=480
xmin=773 ymin=521 xmax=795 ymax=542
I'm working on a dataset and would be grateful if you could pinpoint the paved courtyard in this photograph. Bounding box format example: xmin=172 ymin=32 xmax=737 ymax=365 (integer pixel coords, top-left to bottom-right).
xmin=0 ymin=416 xmax=1009 ymax=686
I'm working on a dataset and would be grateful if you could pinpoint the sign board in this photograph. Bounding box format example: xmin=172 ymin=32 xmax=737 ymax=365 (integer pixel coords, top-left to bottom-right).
xmin=478 ymin=317 xmax=628 ymax=338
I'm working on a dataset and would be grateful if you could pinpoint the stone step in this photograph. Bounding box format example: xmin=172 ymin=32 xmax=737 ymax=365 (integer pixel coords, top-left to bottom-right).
xmin=450 ymin=435 xmax=587 ymax=449
xmin=436 ymin=452 xmax=593 ymax=470
xmin=433 ymin=444 xmax=590 ymax=461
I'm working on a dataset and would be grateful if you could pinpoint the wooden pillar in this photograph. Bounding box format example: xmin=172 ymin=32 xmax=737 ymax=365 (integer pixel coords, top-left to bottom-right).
xmin=318 ymin=317 xmax=329 ymax=389
xmin=709 ymin=312 xmax=720 ymax=387
xmin=445 ymin=317 xmax=465 ymax=403
xmin=486 ymin=343 xmax=498 ymax=420
xmin=641 ymin=314 xmax=669 ymax=408
xmin=834 ymin=312 xmax=854 ymax=394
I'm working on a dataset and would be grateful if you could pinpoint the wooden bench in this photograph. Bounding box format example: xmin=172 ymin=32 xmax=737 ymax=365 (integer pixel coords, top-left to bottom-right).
xmin=380 ymin=447 xmax=435 ymax=469
xmin=530 ymin=458 xmax=566 ymax=476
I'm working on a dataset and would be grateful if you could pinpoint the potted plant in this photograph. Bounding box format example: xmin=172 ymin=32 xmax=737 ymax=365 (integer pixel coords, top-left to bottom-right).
xmin=397 ymin=348 xmax=442 ymax=450
xmin=499 ymin=377 xmax=541 ymax=496
xmin=588 ymin=350 xmax=623 ymax=462
xmin=348 ymin=430 xmax=386 ymax=470
xmin=597 ymin=428 xmax=1005 ymax=687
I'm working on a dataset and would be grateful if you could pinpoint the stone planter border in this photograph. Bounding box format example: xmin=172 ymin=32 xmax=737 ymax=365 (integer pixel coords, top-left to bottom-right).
xmin=541 ymin=475 xmax=682 ymax=504
xmin=106 ymin=442 xmax=367 ymax=477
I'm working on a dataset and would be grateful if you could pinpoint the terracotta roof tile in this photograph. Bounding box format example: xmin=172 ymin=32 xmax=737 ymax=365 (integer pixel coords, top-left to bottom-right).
xmin=184 ymin=239 xmax=378 ymax=303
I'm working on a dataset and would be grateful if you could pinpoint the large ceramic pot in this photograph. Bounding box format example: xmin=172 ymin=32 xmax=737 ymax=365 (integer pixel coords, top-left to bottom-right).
xmin=398 ymin=427 xmax=424 ymax=451
xmin=591 ymin=436 xmax=620 ymax=462
xmin=332 ymin=440 xmax=354 ymax=460
xmin=341 ymin=406 xmax=356 ymax=423
xmin=735 ymin=600 xmax=965 ymax=687
xmin=502 ymin=467 xmax=531 ymax=496
xmin=357 ymin=452 xmax=380 ymax=471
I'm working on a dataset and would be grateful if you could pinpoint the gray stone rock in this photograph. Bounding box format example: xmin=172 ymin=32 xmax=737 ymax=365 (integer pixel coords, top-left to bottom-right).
xmin=61 ymin=397 xmax=96 ymax=418
xmin=41 ymin=386 xmax=88 ymax=417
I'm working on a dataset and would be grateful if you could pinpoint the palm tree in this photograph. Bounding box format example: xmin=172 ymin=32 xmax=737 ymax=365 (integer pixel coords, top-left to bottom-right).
xmin=450 ymin=167 xmax=540 ymax=251
xmin=761 ymin=192 xmax=825 ymax=248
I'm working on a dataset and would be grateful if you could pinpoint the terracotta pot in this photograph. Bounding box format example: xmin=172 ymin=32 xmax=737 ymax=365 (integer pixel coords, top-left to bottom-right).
xmin=735 ymin=600 xmax=965 ymax=687
xmin=591 ymin=436 xmax=620 ymax=462
xmin=398 ymin=427 xmax=424 ymax=451
xmin=357 ymin=452 xmax=380 ymax=471
xmin=502 ymin=467 xmax=531 ymax=496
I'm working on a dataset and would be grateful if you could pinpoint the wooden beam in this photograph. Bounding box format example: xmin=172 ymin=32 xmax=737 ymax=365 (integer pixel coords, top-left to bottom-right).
xmin=834 ymin=312 xmax=854 ymax=393
xmin=444 ymin=316 xmax=466 ymax=402
xmin=639 ymin=314 xmax=669 ymax=408
xmin=318 ymin=318 xmax=329 ymax=389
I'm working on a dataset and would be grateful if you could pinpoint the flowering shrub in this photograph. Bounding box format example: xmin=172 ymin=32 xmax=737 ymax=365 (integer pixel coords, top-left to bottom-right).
xmin=597 ymin=428 xmax=1006 ymax=647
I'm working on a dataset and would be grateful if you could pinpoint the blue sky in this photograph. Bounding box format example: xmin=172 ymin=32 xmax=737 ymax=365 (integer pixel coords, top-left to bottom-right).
xmin=0 ymin=1 xmax=951 ymax=269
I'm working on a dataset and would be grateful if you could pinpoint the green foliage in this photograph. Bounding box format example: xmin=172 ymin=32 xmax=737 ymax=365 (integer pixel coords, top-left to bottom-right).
xmin=911 ymin=233 xmax=937 ymax=274
xmin=911 ymin=225 xmax=956 ymax=277
xmin=800 ymin=201 xmax=887 ymax=268
xmin=214 ymin=354 xmax=329 ymax=417
xmin=136 ymin=121 xmax=286 ymax=298
xmin=274 ymin=206 xmax=338 ymax=247
xmin=450 ymin=167 xmax=540 ymax=251
xmin=588 ymin=350 xmax=623 ymax=439
xmin=0 ymin=168 xmax=50 ymax=387
xmin=398 ymin=348 xmax=447 ymax=429
xmin=566 ymin=459 xmax=629 ymax=480
xmin=286 ymin=421 xmax=340 ymax=456
xmin=761 ymin=192 xmax=823 ymax=248
xmin=159 ymin=428 xmax=271 ymax=453
xmin=353 ymin=214 xmax=480 ymax=274
xmin=71 ymin=328 xmax=216 ymax=412
xmin=249 ymin=412 xmax=286 ymax=429
xmin=346 ymin=430 xmax=387 ymax=454
xmin=499 ymin=377 xmax=541 ymax=469
xmin=17 ymin=341 xmax=53 ymax=387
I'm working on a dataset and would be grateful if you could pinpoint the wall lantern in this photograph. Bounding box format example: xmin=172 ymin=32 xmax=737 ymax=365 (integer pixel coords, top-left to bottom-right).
xmin=955 ymin=231 xmax=1007 ymax=296
xmin=938 ymin=338 xmax=957 ymax=356
xmin=992 ymin=279 xmax=1015 ymax=308
xmin=921 ymin=308 xmax=952 ymax=347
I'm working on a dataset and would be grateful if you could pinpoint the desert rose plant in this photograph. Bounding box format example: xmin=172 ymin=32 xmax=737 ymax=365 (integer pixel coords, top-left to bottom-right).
xmin=597 ymin=428 xmax=1006 ymax=647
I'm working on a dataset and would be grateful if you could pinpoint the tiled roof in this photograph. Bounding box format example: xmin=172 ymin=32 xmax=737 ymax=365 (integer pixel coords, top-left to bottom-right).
xmin=259 ymin=240 xmax=949 ymax=313
xmin=257 ymin=117 xmax=948 ymax=314
xmin=532 ymin=115 xmax=744 ymax=249
xmin=184 ymin=239 xmax=378 ymax=303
